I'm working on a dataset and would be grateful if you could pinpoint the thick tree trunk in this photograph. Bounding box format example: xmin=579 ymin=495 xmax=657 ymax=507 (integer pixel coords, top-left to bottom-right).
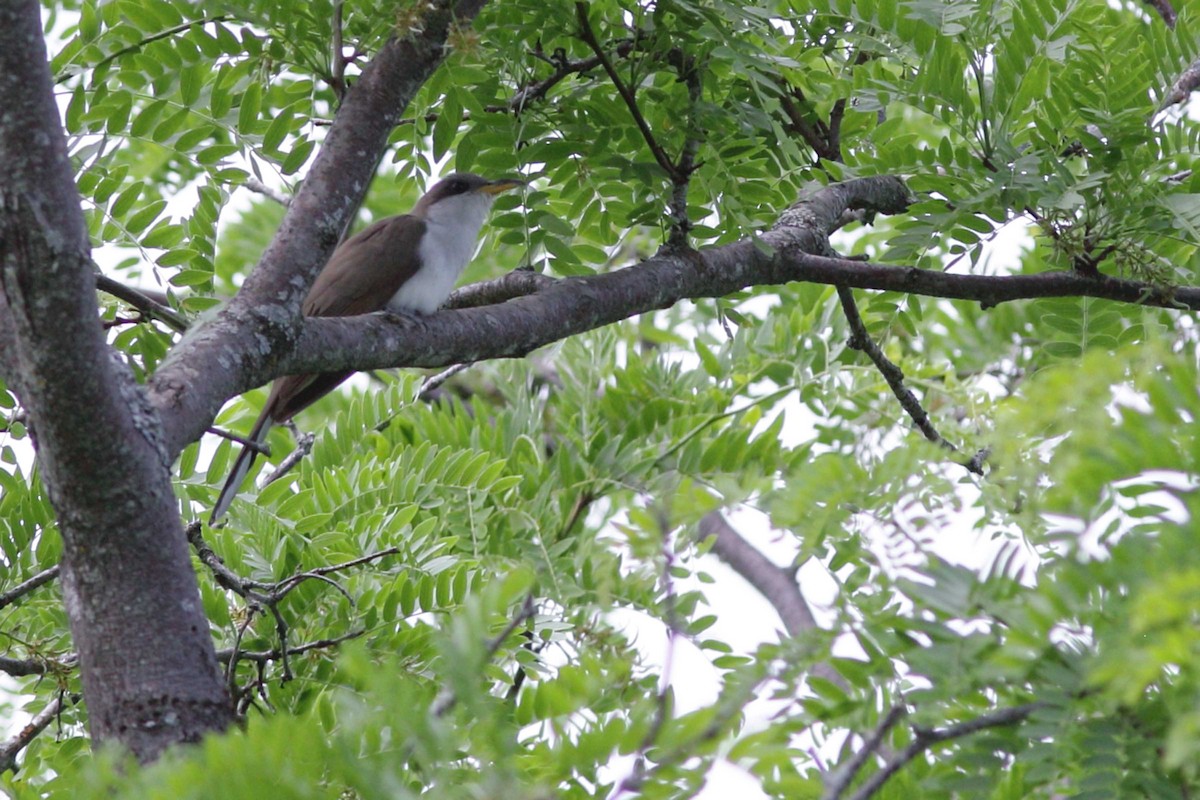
xmin=0 ymin=0 xmax=232 ymax=760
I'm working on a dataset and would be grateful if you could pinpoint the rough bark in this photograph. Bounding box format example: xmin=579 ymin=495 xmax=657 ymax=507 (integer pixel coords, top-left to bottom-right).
xmin=0 ymin=0 xmax=231 ymax=760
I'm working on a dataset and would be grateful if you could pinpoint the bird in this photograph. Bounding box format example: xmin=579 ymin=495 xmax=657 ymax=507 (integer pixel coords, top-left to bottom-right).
xmin=210 ymin=172 xmax=524 ymax=523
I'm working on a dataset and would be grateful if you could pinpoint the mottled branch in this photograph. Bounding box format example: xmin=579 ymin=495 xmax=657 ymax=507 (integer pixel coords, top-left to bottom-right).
xmin=1143 ymin=0 xmax=1176 ymax=27
xmin=835 ymin=287 xmax=955 ymax=450
xmin=837 ymin=703 xmax=1042 ymax=800
xmin=0 ymin=694 xmax=64 ymax=774
xmin=0 ymin=565 xmax=60 ymax=612
xmin=94 ymin=272 xmax=188 ymax=333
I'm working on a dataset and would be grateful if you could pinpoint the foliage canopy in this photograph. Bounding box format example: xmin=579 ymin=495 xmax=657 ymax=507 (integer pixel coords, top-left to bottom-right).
xmin=4 ymin=0 xmax=1200 ymax=797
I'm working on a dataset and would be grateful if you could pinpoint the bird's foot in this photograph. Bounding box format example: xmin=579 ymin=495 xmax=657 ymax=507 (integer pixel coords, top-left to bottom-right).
xmin=382 ymin=307 xmax=428 ymax=327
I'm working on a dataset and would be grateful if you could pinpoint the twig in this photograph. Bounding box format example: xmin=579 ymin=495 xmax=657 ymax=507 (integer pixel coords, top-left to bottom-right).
xmin=206 ymin=425 xmax=272 ymax=454
xmin=53 ymin=16 xmax=236 ymax=84
xmin=397 ymin=39 xmax=640 ymax=126
xmin=779 ymin=84 xmax=840 ymax=163
xmin=840 ymin=703 xmax=1042 ymax=800
xmin=444 ymin=269 xmax=557 ymax=309
xmin=575 ymin=3 xmax=679 ymax=181
xmin=260 ymin=430 xmax=315 ymax=487
xmin=417 ymin=363 xmax=471 ymax=400
xmin=837 ymin=286 xmax=948 ymax=449
xmin=0 ymin=565 xmax=60 ymax=611
xmin=837 ymin=287 xmax=990 ymax=475
xmin=823 ymin=705 xmax=908 ymax=800
xmin=243 ymin=177 xmax=291 ymax=207
xmin=431 ymin=594 xmax=537 ymax=717
xmin=225 ymin=609 xmax=257 ymax=694
xmin=273 ymin=548 xmax=401 ymax=599
xmin=0 ymin=693 xmax=64 ymax=773
xmin=94 ymin=272 xmax=189 ymax=333
xmin=613 ymin=516 xmax=680 ymax=797
xmin=189 ymin=521 xmax=401 ymax=684
xmin=216 ymin=628 xmax=366 ymax=664
xmin=330 ymin=0 xmax=346 ymax=102
xmin=512 ymin=39 xmax=636 ymax=111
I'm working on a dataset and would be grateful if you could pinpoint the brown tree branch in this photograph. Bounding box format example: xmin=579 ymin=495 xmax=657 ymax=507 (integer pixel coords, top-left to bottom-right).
xmin=149 ymin=173 xmax=1200 ymax=465
xmin=698 ymin=512 xmax=817 ymax=637
xmin=834 ymin=286 xmax=990 ymax=475
xmin=0 ymin=657 xmax=55 ymax=678
xmin=823 ymin=705 xmax=908 ymax=800
xmin=698 ymin=512 xmax=845 ymax=688
xmin=215 ymin=629 xmax=367 ymax=664
xmin=444 ymin=270 xmax=557 ymax=309
xmin=0 ymin=0 xmax=232 ymax=760
xmin=242 ymin=178 xmax=292 ymax=207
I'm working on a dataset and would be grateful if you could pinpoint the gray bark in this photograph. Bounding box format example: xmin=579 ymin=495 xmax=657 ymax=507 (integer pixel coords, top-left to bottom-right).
xmin=0 ymin=0 xmax=231 ymax=760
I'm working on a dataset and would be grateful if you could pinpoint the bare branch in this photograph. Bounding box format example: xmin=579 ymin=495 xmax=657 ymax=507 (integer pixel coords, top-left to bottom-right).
xmin=667 ymin=52 xmax=703 ymax=248
xmin=205 ymin=425 xmax=272 ymax=453
xmin=0 ymin=654 xmax=75 ymax=678
xmin=216 ymin=629 xmax=367 ymax=664
xmin=699 ymin=512 xmax=816 ymax=637
xmin=94 ymin=272 xmax=189 ymax=333
xmin=243 ymin=178 xmax=292 ymax=207
xmin=834 ymin=287 xmax=980 ymax=472
xmin=445 ymin=269 xmax=557 ymax=309
xmin=1161 ymin=55 xmax=1200 ymax=110
xmin=698 ymin=512 xmax=846 ymax=688
xmin=838 ymin=703 xmax=1043 ymax=800
xmin=823 ymin=705 xmax=908 ymax=800
xmin=329 ymin=0 xmax=347 ymax=102
xmin=0 ymin=565 xmax=60 ymax=612
xmin=260 ymin=430 xmax=314 ymax=487
xmin=1143 ymin=0 xmax=1177 ymax=27
xmin=575 ymin=3 xmax=679 ymax=181
xmin=0 ymin=693 xmax=64 ymax=774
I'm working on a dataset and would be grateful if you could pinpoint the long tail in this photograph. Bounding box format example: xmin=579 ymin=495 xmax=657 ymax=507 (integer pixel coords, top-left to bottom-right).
xmin=209 ymin=410 xmax=272 ymax=524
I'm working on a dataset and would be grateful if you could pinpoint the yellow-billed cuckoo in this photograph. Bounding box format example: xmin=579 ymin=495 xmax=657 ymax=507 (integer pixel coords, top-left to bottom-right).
xmin=210 ymin=173 xmax=523 ymax=523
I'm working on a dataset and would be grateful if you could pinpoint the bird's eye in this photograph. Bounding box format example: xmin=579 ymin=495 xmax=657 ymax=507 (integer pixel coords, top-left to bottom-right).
xmin=447 ymin=179 xmax=466 ymax=194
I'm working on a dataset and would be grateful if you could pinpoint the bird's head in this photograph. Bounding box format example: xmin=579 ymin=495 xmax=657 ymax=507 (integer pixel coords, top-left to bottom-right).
xmin=416 ymin=173 xmax=524 ymax=229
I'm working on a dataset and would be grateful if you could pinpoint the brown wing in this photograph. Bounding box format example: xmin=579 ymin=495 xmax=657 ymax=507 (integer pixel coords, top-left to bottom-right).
xmin=263 ymin=215 xmax=425 ymax=422
xmin=302 ymin=214 xmax=427 ymax=318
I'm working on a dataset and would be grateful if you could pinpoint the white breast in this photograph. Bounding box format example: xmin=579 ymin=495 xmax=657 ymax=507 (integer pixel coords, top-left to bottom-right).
xmin=388 ymin=191 xmax=496 ymax=314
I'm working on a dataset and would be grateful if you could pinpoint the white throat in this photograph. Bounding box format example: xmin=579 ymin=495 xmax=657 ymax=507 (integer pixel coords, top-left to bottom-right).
xmin=389 ymin=192 xmax=496 ymax=314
